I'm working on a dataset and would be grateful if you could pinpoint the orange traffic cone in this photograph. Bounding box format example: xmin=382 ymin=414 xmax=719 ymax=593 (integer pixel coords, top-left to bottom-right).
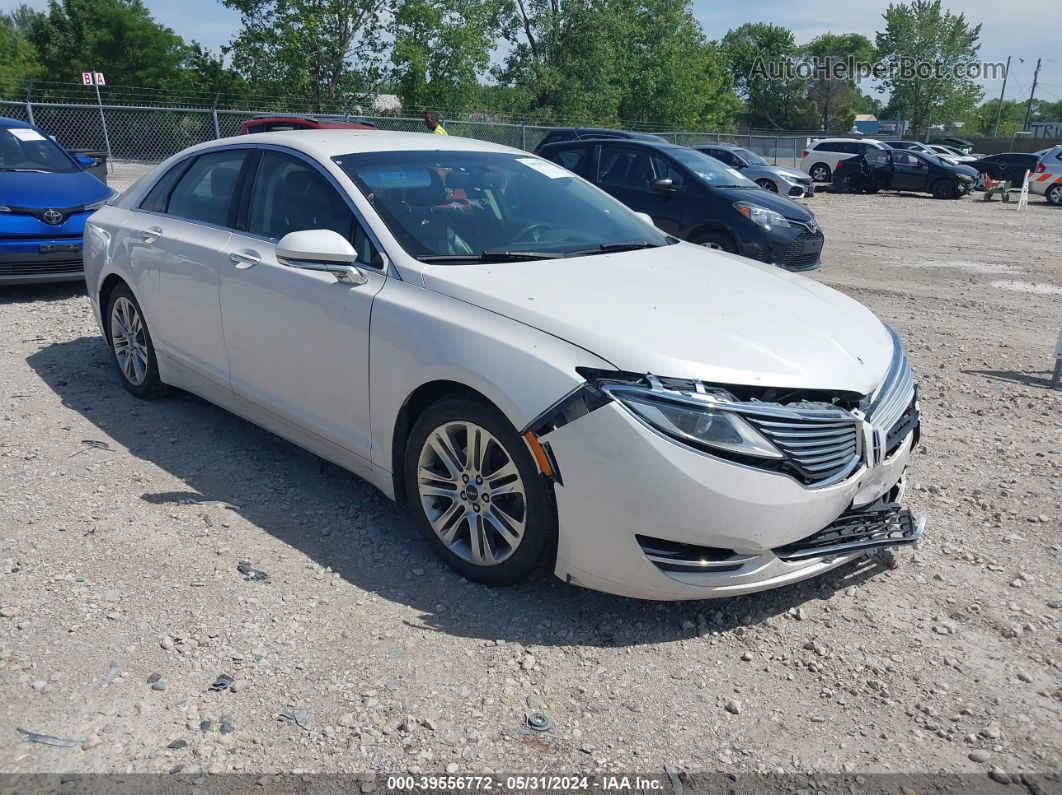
xmin=984 ymin=175 xmax=992 ymax=191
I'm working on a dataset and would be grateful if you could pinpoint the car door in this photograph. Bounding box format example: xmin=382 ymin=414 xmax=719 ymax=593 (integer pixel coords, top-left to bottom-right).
xmin=596 ymin=145 xmax=683 ymax=234
xmin=890 ymin=151 xmax=930 ymax=191
xmin=864 ymin=148 xmax=894 ymax=189
xmin=218 ymin=147 xmax=386 ymax=460
xmin=146 ymin=147 xmax=252 ymax=385
xmin=542 ymin=144 xmax=593 ymax=180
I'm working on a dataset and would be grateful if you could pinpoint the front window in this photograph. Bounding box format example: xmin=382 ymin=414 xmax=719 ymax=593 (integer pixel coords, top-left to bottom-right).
xmin=334 ymin=150 xmax=672 ymax=261
xmin=0 ymin=125 xmax=77 ymax=173
xmin=667 ymin=147 xmax=757 ymax=188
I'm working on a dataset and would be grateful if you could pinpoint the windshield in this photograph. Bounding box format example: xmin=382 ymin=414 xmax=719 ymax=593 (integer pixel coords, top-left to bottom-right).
xmin=334 ymin=150 xmax=673 ymax=260
xmin=0 ymin=125 xmax=77 ymax=173
xmin=666 ymin=147 xmax=758 ymax=188
xmin=734 ymin=148 xmax=770 ymax=167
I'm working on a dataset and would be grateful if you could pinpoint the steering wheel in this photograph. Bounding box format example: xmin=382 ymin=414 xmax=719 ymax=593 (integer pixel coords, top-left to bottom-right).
xmin=514 ymin=222 xmax=553 ymax=243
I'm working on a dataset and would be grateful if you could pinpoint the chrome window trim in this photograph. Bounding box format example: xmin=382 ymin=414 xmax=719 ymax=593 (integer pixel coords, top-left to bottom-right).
xmin=129 ymin=142 xmax=401 ymax=281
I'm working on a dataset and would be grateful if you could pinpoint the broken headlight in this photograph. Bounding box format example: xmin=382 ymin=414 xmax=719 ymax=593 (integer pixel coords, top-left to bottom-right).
xmin=602 ymin=383 xmax=783 ymax=460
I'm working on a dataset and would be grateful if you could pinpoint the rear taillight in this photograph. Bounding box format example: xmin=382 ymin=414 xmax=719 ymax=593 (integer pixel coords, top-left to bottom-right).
xmin=835 ymin=160 xmax=844 ymax=169
xmin=801 ymin=149 xmax=809 ymax=158
xmin=1036 ymin=163 xmax=1046 ymax=173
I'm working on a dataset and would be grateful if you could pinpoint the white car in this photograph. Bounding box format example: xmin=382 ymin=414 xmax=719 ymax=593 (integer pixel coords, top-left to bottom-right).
xmin=926 ymin=144 xmax=977 ymax=163
xmin=83 ymin=131 xmax=924 ymax=600
xmin=800 ymin=138 xmax=888 ymax=183
xmin=1030 ymin=145 xmax=1062 ymax=205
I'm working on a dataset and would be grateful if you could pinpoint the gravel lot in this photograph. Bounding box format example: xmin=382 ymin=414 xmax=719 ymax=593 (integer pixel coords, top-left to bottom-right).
xmin=1 ymin=177 xmax=1061 ymax=786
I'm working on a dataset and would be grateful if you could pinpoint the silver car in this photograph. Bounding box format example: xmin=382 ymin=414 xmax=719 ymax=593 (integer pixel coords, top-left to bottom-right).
xmin=82 ymin=131 xmax=923 ymax=600
xmin=693 ymin=144 xmax=814 ymax=198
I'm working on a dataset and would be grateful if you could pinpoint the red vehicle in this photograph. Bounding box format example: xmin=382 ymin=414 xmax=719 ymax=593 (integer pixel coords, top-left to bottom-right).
xmin=239 ymin=115 xmax=377 ymax=135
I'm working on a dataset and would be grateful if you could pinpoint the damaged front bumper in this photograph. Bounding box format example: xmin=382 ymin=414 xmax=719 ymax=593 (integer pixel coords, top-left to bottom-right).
xmin=537 ymin=393 xmax=921 ymax=601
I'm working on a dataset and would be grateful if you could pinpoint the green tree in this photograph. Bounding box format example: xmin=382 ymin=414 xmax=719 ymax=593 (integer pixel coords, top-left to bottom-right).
xmin=874 ymin=0 xmax=983 ymax=135
xmin=721 ymin=22 xmax=811 ymax=129
xmin=0 ymin=9 xmax=41 ymax=96
xmin=391 ymin=0 xmax=497 ymax=112
xmin=616 ymin=0 xmax=739 ymax=128
xmin=223 ymin=0 xmax=388 ymax=110
xmin=26 ymin=0 xmax=198 ymax=93
xmin=801 ymin=32 xmax=874 ymax=132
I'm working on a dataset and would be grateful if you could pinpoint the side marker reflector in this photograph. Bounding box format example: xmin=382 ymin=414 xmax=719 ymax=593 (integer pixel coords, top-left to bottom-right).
xmin=523 ymin=431 xmax=555 ymax=477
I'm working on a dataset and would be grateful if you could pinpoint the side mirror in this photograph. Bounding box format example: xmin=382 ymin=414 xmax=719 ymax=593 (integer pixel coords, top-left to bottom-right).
xmin=651 ymin=178 xmax=679 ymax=193
xmin=276 ymin=229 xmax=366 ymax=285
xmin=74 ymin=153 xmax=96 ymax=169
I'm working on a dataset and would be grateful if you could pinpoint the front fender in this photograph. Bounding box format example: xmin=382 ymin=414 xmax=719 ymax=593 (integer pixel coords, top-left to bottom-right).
xmin=368 ymin=278 xmax=614 ymax=474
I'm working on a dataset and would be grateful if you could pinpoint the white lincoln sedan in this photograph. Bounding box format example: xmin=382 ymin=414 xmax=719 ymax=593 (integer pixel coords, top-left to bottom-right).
xmin=83 ymin=131 xmax=924 ymax=600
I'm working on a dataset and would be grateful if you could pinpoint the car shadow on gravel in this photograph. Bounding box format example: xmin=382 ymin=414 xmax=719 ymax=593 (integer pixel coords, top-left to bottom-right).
xmin=27 ymin=336 xmax=894 ymax=649
xmin=0 ymin=282 xmax=85 ymax=304
xmin=963 ymin=368 xmax=1058 ymax=389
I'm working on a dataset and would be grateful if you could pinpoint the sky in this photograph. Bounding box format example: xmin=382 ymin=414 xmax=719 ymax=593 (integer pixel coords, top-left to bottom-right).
xmin=3 ymin=0 xmax=1060 ymax=112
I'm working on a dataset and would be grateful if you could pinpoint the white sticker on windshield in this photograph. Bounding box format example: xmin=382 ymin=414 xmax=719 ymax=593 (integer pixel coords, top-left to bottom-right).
xmin=517 ymin=157 xmax=572 ymax=179
xmin=8 ymin=128 xmax=47 ymax=142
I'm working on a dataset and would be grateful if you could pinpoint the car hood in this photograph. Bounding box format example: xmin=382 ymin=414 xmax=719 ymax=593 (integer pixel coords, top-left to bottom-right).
xmin=420 ymin=243 xmax=894 ymax=395
xmin=711 ymin=185 xmax=814 ymax=221
xmin=0 ymin=169 xmax=111 ymax=209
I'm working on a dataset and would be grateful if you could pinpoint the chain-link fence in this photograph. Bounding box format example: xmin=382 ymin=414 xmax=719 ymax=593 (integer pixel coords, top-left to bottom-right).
xmin=1 ymin=98 xmax=819 ymax=172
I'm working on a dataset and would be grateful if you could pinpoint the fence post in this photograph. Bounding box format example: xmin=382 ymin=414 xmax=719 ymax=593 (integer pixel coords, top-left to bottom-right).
xmin=91 ymin=73 xmax=112 ymax=170
xmin=773 ymin=136 xmax=779 ymax=165
xmin=521 ymin=125 xmax=527 ymax=151
xmin=212 ymin=94 xmax=221 ymax=139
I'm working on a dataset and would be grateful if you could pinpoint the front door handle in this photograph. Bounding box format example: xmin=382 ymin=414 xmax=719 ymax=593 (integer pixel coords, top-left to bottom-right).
xmin=229 ymin=249 xmax=261 ymax=269
xmin=141 ymin=226 xmax=163 ymax=242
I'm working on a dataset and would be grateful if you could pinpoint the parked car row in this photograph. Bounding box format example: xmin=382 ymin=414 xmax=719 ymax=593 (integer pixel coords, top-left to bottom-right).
xmin=536 ymin=139 xmax=824 ymax=271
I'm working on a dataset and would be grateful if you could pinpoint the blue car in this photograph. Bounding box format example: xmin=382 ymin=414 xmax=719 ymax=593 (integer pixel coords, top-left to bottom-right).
xmin=1 ymin=117 xmax=115 ymax=285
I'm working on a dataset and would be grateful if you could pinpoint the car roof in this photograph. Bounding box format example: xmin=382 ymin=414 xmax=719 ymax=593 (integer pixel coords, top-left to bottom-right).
xmin=0 ymin=116 xmax=34 ymax=129
xmin=188 ymin=130 xmax=518 ymax=159
xmin=539 ymin=138 xmax=683 ymax=154
xmin=691 ymin=143 xmax=743 ymax=150
xmin=813 ymin=137 xmax=882 ymax=144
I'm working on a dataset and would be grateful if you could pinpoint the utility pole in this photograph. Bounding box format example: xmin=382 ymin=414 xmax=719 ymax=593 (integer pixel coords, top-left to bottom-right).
xmin=992 ymin=55 xmax=1011 ymax=137
xmin=1023 ymin=57 xmax=1041 ymax=132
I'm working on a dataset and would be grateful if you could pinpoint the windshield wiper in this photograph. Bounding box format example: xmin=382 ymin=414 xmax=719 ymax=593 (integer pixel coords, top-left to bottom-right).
xmin=0 ymin=167 xmax=50 ymax=173
xmin=561 ymin=240 xmax=665 ymax=257
xmin=417 ymin=250 xmax=565 ymax=263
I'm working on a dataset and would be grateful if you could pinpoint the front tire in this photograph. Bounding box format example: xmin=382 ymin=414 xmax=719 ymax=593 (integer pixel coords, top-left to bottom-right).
xmin=1047 ymin=184 xmax=1062 ymax=206
xmin=404 ymin=398 xmax=557 ymax=586
xmin=693 ymin=231 xmax=737 ymax=253
xmin=931 ymin=178 xmax=957 ymax=199
xmin=105 ymin=284 xmax=169 ymax=399
xmin=756 ymin=179 xmax=778 ymax=192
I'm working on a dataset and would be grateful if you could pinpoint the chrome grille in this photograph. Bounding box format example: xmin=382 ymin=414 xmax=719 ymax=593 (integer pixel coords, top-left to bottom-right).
xmin=866 ymin=327 xmax=916 ymax=446
xmin=744 ymin=414 xmax=860 ymax=485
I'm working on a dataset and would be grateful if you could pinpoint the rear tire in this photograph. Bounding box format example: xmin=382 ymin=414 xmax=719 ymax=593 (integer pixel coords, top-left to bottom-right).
xmin=809 ymin=163 xmax=832 ymax=183
xmin=1047 ymin=184 xmax=1062 ymax=206
xmin=105 ymin=284 xmax=170 ymax=399
xmin=404 ymin=398 xmax=557 ymax=586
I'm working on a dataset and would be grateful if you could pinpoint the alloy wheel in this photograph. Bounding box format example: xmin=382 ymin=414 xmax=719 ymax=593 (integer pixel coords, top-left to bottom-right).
xmin=416 ymin=421 xmax=527 ymax=566
xmin=811 ymin=165 xmax=830 ymax=182
xmin=110 ymin=296 xmax=149 ymax=386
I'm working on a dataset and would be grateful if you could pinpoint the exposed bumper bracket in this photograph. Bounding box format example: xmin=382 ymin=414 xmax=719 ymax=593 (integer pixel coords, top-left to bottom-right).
xmin=773 ymin=503 xmax=925 ymax=562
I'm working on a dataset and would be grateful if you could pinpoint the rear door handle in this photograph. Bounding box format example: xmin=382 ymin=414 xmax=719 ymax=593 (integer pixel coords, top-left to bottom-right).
xmin=229 ymin=249 xmax=261 ymax=269
xmin=141 ymin=226 xmax=163 ymax=242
